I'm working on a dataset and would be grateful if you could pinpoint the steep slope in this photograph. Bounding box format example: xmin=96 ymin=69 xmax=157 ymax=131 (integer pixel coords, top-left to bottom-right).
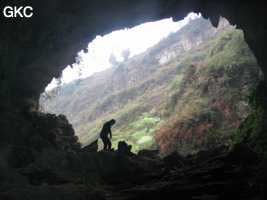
xmin=41 ymin=17 xmax=262 ymax=154
xmin=155 ymin=29 xmax=262 ymax=155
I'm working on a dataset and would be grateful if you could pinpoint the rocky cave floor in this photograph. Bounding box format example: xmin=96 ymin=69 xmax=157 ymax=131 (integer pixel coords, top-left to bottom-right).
xmin=1 ymin=112 xmax=267 ymax=200
xmin=3 ymin=145 xmax=265 ymax=200
xmin=96 ymin=146 xmax=267 ymax=200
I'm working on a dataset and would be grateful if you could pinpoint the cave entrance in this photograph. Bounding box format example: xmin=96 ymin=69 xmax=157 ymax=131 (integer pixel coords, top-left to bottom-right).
xmin=45 ymin=13 xmax=199 ymax=91
xmin=40 ymin=13 xmax=262 ymax=156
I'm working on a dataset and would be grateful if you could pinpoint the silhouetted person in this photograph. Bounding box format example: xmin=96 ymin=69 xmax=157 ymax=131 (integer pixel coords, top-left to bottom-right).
xmin=100 ymin=119 xmax=116 ymax=150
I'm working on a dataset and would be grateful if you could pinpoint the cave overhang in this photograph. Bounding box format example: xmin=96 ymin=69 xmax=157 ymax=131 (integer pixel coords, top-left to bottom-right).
xmin=0 ymin=0 xmax=267 ymax=111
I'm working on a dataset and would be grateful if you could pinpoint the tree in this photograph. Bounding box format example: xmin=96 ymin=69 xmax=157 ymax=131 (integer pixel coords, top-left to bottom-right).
xmin=121 ymin=48 xmax=131 ymax=61
xmin=109 ymin=53 xmax=118 ymax=66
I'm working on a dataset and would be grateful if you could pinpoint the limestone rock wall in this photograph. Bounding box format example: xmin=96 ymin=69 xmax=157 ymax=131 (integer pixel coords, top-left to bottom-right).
xmin=157 ymin=17 xmax=232 ymax=65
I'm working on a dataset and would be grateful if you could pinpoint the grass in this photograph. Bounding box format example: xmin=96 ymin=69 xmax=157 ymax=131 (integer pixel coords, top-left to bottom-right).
xmin=42 ymin=19 xmax=262 ymax=157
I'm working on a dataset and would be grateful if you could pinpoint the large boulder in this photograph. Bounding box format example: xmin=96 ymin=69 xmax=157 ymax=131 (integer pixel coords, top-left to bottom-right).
xmin=193 ymin=150 xmax=211 ymax=164
xmin=163 ymin=151 xmax=188 ymax=169
xmin=79 ymin=140 xmax=98 ymax=153
xmin=30 ymin=112 xmax=81 ymax=152
xmin=209 ymin=139 xmax=232 ymax=158
xmin=75 ymin=151 xmax=162 ymax=177
xmin=225 ymin=143 xmax=259 ymax=165
xmin=138 ymin=149 xmax=160 ymax=159
xmin=193 ymin=139 xmax=233 ymax=164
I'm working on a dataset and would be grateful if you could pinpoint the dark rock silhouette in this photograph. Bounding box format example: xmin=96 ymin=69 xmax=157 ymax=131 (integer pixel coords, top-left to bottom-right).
xmin=193 ymin=139 xmax=232 ymax=164
xmin=225 ymin=143 xmax=259 ymax=165
xmin=163 ymin=151 xmax=188 ymax=170
xmin=138 ymin=149 xmax=160 ymax=159
xmin=0 ymin=114 xmax=266 ymax=200
xmin=32 ymin=112 xmax=81 ymax=152
xmin=79 ymin=140 xmax=98 ymax=153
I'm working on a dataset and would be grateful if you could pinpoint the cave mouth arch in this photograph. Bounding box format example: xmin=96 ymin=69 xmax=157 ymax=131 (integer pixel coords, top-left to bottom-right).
xmin=1 ymin=2 xmax=267 ymax=198
xmin=44 ymin=12 xmax=200 ymax=92
xmin=2 ymin=0 xmax=266 ymax=116
xmin=40 ymin=14 xmax=262 ymax=155
xmin=1 ymin=0 xmax=267 ymax=150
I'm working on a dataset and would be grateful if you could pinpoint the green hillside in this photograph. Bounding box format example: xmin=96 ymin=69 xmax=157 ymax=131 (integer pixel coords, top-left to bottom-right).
xmin=41 ymin=17 xmax=262 ymax=155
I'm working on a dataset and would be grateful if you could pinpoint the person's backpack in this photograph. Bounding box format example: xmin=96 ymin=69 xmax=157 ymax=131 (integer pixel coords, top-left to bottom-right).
xmin=118 ymin=141 xmax=128 ymax=154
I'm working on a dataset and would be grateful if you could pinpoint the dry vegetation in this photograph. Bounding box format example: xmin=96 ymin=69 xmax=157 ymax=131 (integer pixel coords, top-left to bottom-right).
xmin=41 ymin=18 xmax=262 ymax=155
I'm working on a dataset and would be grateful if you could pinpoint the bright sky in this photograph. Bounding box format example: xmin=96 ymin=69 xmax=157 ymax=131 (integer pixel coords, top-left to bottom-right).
xmin=45 ymin=12 xmax=200 ymax=91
